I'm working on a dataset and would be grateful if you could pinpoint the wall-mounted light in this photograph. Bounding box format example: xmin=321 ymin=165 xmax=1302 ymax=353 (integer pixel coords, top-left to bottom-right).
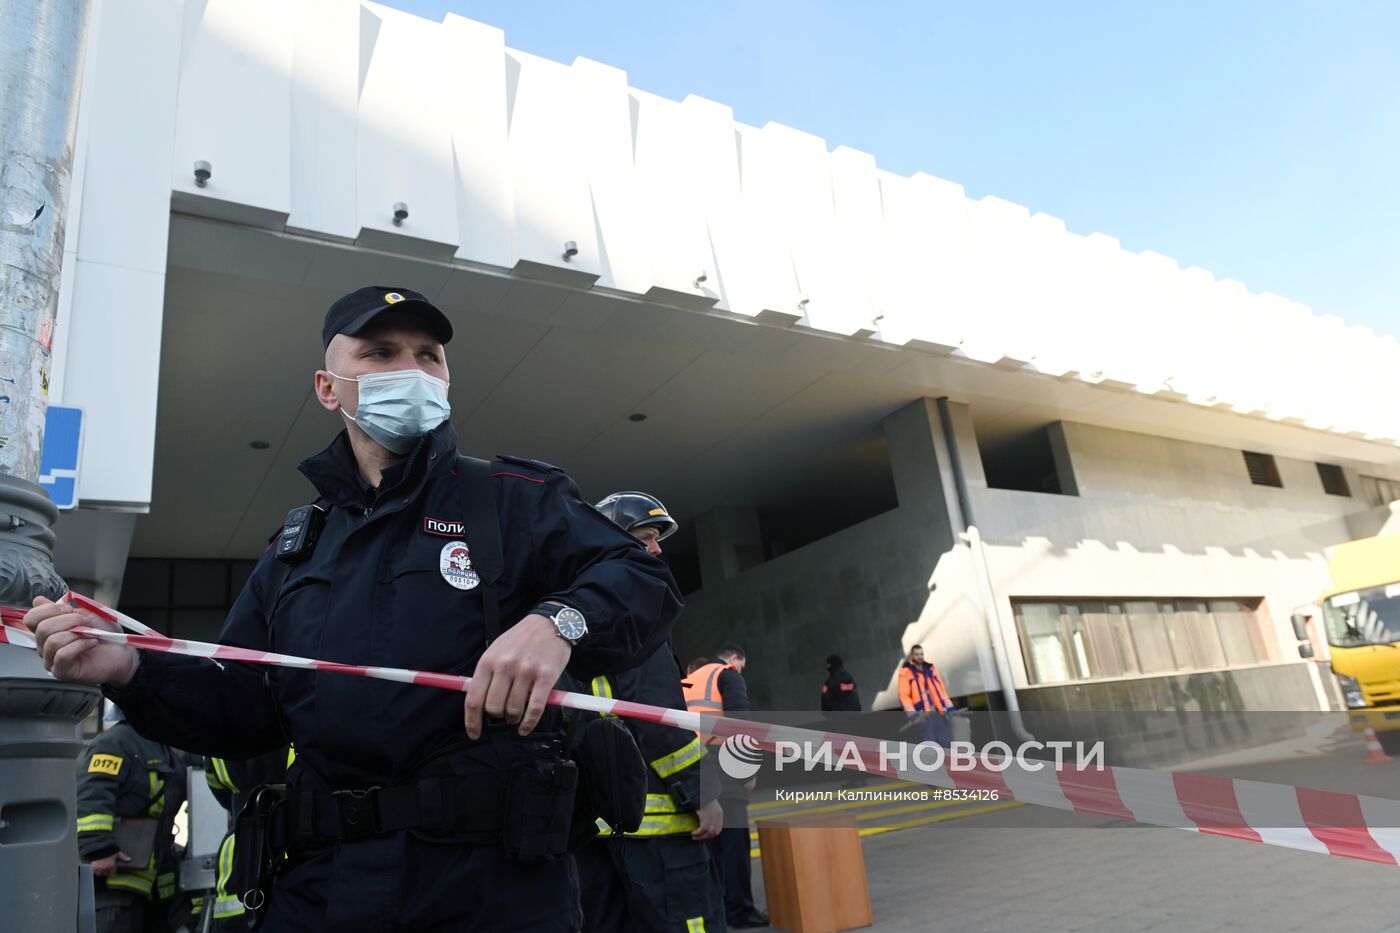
xmin=563 ymin=240 xmax=579 ymax=261
xmin=693 ymin=270 xmax=708 ymax=289
xmin=392 ymin=202 xmax=409 ymax=226
xmin=796 ymin=292 xmax=810 ymax=311
xmin=193 ymin=161 xmax=212 ymax=188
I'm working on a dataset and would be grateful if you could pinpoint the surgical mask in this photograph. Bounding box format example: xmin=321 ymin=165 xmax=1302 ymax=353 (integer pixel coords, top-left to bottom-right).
xmin=328 ymin=368 xmax=451 ymax=454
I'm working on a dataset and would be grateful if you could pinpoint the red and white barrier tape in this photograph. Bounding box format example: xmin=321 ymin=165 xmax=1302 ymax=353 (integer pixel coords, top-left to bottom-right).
xmin=4 ymin=595 xmax=1400 ymax=867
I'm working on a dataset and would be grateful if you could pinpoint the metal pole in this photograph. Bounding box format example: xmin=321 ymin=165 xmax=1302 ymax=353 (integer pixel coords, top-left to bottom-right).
xmin=0 ymin=0 xmax=89 ymax=587
xmin=0 ymin=2 xmax=101 ymax=931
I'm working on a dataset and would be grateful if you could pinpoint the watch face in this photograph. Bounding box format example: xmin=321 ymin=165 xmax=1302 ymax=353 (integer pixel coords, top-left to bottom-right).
xmin=554 ymin=607 xmax=588 ymax=641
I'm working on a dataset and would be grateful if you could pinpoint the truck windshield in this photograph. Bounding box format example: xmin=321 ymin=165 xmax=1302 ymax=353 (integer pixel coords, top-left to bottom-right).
xmin=1324 ymin=585 xmax=1400 ymax=648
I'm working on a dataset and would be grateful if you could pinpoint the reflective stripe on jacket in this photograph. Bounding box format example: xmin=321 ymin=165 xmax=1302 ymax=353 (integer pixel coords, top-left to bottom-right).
xmin=590 ymin=672 xmax=708 ymax=837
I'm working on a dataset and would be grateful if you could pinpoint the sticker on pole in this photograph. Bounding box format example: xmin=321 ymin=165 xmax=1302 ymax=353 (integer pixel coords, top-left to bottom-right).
xmin=39 ymin=405 xmax=83 ymax=510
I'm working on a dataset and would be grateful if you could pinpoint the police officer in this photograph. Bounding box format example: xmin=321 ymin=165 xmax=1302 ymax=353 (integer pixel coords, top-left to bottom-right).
xmin=575 ymin=491 xmax=725 ymax=933
xmin=202 ymin=747 xmax=293 ymax=929
xmin=76 ymin=703 xmax=188 ymax=933
xmin=28 ymin=285 xmax=683 ymax=932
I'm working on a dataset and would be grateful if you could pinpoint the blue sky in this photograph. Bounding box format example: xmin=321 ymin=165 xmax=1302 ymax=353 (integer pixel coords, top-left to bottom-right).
xmin=385 ymin=1 xmax=1399 ymax=338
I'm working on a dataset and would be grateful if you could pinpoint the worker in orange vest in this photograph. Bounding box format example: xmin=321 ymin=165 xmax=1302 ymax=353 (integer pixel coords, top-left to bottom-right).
xmin=898 ymin=644 xmax=954 ymax=747
xmin=683 ymin=646 xmax=766 ymax=929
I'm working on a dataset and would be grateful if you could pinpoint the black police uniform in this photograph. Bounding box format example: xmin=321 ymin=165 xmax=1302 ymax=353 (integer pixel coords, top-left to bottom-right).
xmin=76 ymin=722 xmax=188 ymax=933
xmin=574 ymin=646 xmax=725 ymax=932
xmin=106 ymin=421 xmax=682 ymax=932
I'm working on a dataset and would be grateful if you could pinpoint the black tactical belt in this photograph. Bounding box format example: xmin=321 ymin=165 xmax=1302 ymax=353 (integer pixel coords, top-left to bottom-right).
xmin=272 ymin=771 xmax=506 ymax=847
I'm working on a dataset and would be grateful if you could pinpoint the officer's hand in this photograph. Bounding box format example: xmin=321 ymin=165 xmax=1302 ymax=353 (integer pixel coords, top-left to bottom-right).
xmin=89 ymin=851 xmax=130 ymax=878
xmin=26 ymin=597 xmax=140 ymax=687
xmin=692 ymin=799 xmax=723 ymax=841
xmin=465 ymin=613 xmax=570 ymax=739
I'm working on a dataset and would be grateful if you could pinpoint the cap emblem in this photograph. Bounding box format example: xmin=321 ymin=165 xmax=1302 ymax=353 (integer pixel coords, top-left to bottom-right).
xmin=385 ymin=292 xmax=405 ymax=304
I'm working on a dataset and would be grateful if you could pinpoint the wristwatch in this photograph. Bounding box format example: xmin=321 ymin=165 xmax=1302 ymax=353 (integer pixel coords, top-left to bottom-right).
xmin=533 ymin=603 xmax=588 ymax=645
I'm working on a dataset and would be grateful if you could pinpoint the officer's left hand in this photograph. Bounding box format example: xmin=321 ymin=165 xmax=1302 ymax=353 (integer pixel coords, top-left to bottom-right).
xmin=465 ymin=613 xmax=570 ymax=739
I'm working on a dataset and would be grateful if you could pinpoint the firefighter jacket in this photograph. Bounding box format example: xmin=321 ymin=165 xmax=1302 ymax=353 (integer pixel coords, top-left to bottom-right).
xmin=898 ymin=660 xmax=952 ymax=714
xmin=76 ymin=722 xmax=187 ymax=902
xmin=587 ymin=646 xmax=716 ymax=838
xmin=203 ymin=747 xmax=293 ymax=921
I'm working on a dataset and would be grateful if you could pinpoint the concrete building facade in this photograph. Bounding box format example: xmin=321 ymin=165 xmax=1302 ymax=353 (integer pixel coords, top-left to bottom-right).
xmin=25 ymin=0 xmax=1400 ymax=740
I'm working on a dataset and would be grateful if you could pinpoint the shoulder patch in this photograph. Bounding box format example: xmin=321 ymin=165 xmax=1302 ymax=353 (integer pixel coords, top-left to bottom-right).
xmin=88 ymin=754 xmax=123 ymax=776
xmin=495 ymin=454 xmax=561 ymax=474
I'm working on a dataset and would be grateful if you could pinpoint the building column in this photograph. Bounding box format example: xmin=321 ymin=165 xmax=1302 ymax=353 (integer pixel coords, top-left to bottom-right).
xmin=694 ymin=506 xmax=763 ymax=589
xmin=881 ymin=397 xmax=983 ymax=522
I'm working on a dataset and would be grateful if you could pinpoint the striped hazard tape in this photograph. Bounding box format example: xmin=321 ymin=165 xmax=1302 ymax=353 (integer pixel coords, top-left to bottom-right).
xmin=4 ymin=594 xmax=1400 ymax=866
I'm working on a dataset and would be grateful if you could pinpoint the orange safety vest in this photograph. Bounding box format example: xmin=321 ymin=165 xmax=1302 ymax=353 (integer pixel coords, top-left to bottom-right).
xmin=898 ymin=661 xmax=952 ymax=714
xmin=682 ymin=661 xmax=730 ymax=742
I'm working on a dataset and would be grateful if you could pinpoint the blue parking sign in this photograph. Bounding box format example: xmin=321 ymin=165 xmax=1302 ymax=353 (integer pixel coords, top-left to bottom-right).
xmin=39 ymin=406 xmax=83 ymax=510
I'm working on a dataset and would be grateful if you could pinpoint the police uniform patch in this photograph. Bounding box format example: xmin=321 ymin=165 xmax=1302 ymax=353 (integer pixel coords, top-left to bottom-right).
xmin=423 ymin=516 xmax=466 ymax=537
xmin=439 ymin=541 xmax=480 ymax=591
xmin=88 ymin=754 xmax=123 ymax=776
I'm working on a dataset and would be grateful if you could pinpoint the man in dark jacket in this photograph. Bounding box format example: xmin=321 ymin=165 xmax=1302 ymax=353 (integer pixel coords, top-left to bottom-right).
xmin=820 ymin=654 xmax=861 ymax=713
xmin=76 ymin=704 xmax=188 ymax=933
xmin=29 ymin=286 xmax=683 ymax=932
xmin=684 ymin=645 xmax=766 ymax=929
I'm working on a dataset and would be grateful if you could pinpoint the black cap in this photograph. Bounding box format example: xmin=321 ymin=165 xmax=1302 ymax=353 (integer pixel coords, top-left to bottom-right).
xmin=322 ymin=286 xmax=453 ymax=348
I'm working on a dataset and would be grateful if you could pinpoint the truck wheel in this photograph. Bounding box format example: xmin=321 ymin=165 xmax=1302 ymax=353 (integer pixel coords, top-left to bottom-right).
xmin=1378 ymin=730 xmax=1400 ymax=756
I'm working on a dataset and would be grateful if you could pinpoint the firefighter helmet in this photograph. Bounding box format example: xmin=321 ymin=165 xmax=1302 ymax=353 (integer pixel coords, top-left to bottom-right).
xmin=594 ymin=491 xmax=677 ymax=541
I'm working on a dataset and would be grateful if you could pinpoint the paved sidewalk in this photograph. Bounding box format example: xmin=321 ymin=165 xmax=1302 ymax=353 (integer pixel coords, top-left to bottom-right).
xmin=747 ymin=729 xmax=1400 ymax=932
xmin=753 ymin=802 xmax=1400 ymax=932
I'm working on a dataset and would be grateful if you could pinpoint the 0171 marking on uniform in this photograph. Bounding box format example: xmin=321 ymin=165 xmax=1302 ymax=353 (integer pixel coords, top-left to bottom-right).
xmin=87 ymin=754 xmax=123 ymax=775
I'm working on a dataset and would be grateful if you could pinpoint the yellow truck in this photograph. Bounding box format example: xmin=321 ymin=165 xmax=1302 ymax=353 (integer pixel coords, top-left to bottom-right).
xmin=1316 ymin=535 xmax=1400 ymax=751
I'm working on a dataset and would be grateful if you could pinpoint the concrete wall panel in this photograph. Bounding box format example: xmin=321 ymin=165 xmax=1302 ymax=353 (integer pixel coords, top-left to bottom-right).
xmin=829 ymin=146 xmax=887 ymax=335
xmin=569 ymin=59 xmax=649 ymax=295
xmin=355 ymin=6 xmax=458 ymax=255
xmin=506 ymin=51 xmax=599 ymax=284
xmin=172 ymin=0 xmax=292 ymax=225
xmin=287 ymin=0 xmax=360 ymax=240
xmin=442 ymin=15 xmax=514 ymax=269
xmin=64 ymin=264 xmax=165 ymax=506
xmin=631 ymin=91 xmax=721 ymax=307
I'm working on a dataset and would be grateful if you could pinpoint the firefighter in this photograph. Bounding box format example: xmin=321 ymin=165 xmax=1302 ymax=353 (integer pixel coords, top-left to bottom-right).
xmin=575 ymin=491 xmax=726 ymax=932
xmin=76 ymin=703 xmax=188 ymax=933
xmin=684 ymin=646 xmax=767 ymax=929
xmin=898 ymin=644 xmax=954 ymax=746
xmin=201 ymin=747 xmax=293 ymax=930
xmin=29 ymin=285 xmax=682 ymax=932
